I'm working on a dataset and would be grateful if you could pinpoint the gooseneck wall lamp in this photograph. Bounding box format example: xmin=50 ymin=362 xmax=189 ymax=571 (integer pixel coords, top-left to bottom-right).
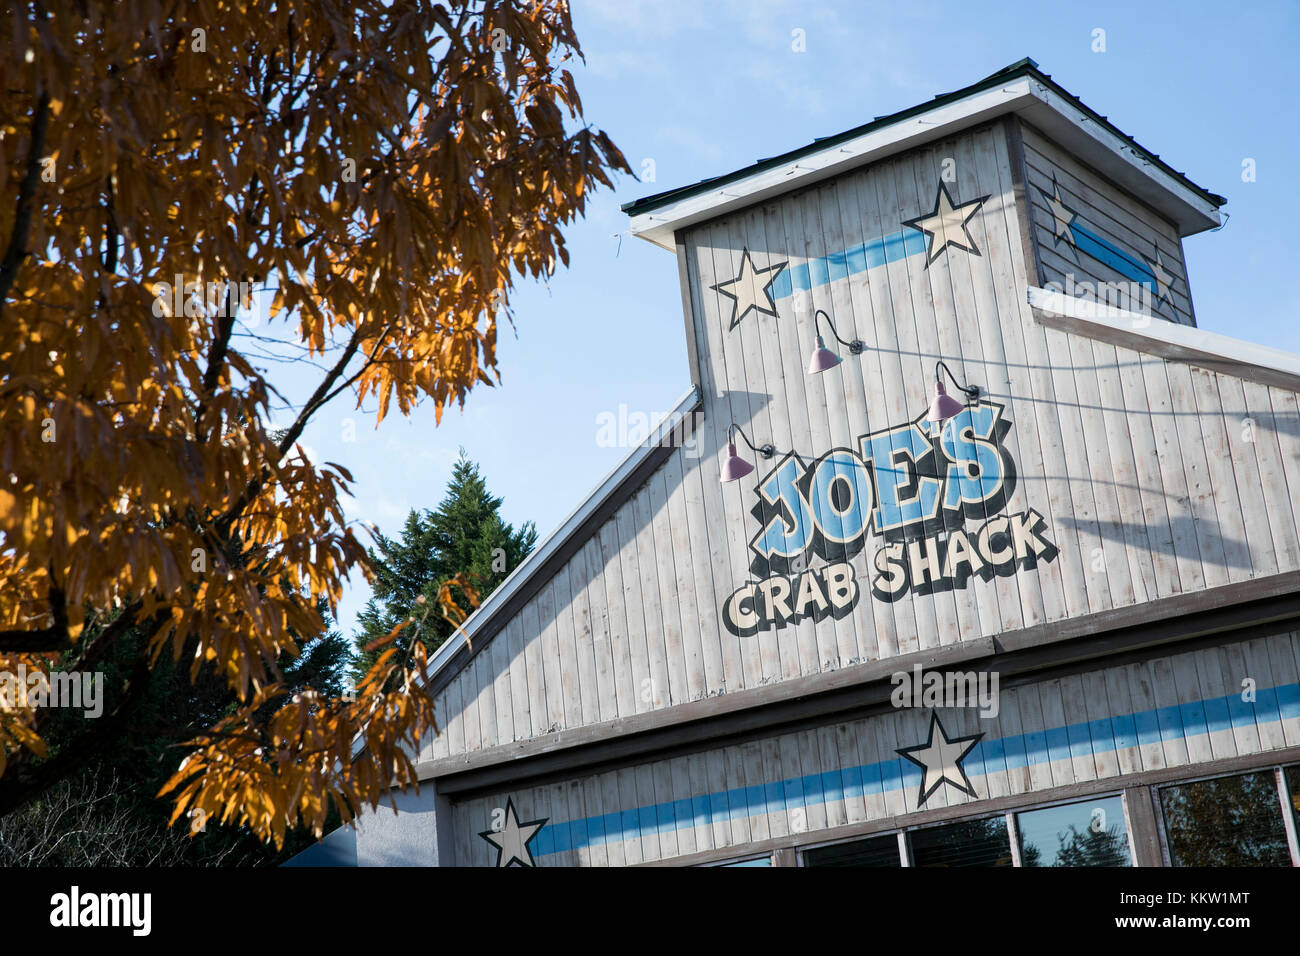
xmin=807 ymin=309 xmax=865 ymax=375
xmin=719 ymin=423 xmax=775 ymax=483
xmin=927 ymin=360 xmax=981 ymax=424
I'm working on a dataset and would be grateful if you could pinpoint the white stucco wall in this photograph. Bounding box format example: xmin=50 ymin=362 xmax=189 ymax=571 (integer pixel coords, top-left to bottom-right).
xmin=354 ymin=785 xmax=446 ymax=866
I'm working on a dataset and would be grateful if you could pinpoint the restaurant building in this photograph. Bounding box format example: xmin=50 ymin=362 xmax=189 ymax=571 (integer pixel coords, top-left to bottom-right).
xmin=331 ymin=59 xmax=1300 ymax=867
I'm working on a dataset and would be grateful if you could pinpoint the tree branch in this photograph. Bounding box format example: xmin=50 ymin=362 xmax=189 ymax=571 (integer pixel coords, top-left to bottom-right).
xmin=0 ymin=90 xmax=51 ymax=311
xmin=274 ymin=326 xmax=364 ymax=458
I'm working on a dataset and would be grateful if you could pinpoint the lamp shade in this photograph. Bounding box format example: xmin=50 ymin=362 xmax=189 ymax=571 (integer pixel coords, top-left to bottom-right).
xmin=719 ymin=442 xmax=755 ymax=483
xmin=807 ymin=335 xmax=842 ymax=374
xmin=927 ymin=379 xmax=966 ymax=423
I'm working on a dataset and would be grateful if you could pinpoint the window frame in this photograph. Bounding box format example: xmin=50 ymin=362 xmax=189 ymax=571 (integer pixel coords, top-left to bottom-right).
xmin=685 ymin=760 xmax=1300 ymax=868
xmin=1153 ymin=762 xmax=1300 ymax=867
xmin=1010 ymin=791 xmax=1133 ymax=868
xmin=795 ymin=790 xmax=1134 ymax=868
xmin=796 ymin=828 xmax=908 ymax=867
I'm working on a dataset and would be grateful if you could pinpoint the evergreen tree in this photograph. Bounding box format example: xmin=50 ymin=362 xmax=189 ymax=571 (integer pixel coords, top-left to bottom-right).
xmin=353 ymin=451 xmax=536 ymax=676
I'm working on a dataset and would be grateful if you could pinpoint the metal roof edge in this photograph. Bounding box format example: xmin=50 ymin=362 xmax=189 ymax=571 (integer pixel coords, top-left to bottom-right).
xmin=621 ymin=58 xmax=1224 ymax=222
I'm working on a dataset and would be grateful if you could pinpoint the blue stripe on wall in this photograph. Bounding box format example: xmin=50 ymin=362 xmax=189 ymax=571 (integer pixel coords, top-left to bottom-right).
xmin=732 ymin=209 xmax=1160 ymax=309
xmin=768 ymin=229 xmax=929 ymax=300
xmin=1069 ymin=223 xmax=1157 ymax=293
xmin=527 ymin=680 xmax=1300 ymax=858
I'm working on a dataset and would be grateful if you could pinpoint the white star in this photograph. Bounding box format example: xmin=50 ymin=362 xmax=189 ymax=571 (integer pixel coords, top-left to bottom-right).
xmin=1039 ymin=178 xmax=1078 ymax=247
xmin=478 ymin=797 xmax=547 ymax=867
xmin=711 ymin=248 xmax=787 ymax=330
xmin=1143 ymin=246 xmax=1176 ymax=309
xmin=896 ymin=712 xmax=983 ymax=806
xmin=903 ymin=182 xmax=988 ymax=266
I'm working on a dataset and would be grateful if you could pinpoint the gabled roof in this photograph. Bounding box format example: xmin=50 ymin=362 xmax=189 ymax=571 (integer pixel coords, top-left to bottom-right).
xmin=623 ymin=58 xmax=1226 ymax=250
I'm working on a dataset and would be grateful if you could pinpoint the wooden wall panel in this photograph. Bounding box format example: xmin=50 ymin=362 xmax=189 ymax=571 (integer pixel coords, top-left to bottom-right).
xmin=952 ymin=135 xmax=1029 ymax=632
xmin=898 ymin=150 xmax=982 ymax=646
xmin=566 ymin=544 xmax=598 ymax=726
xmin=418 ymin=121 xmax=1300 ymax=765
xmin=869 ymin=156 xmax=939 ymax=657
xmin=1020 ymin=122 xmax=1195 ymax=325
xmin=696 ymin=218 xmax=753 ymax=690
xmin=800 ymin=186 xmax=873 ymax=665
xmin=841 ymin=170 xmax=912 ymax=661
xmin=450 ymin=631 xmax=1300 ymax=865
xmin=978 ymin=129 xmax=1064 ymax=625
xmin=521 ymin=595 xmax=547 ymax=737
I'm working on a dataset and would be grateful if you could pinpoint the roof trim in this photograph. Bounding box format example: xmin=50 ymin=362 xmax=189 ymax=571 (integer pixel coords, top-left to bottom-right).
xmin=623 ymin=59 xmax=1224 ymax=250
xmin=1027 ymin=286 xmax=1300 ymax=393
xmin=420 ymin=384 xmax=703 ymax=687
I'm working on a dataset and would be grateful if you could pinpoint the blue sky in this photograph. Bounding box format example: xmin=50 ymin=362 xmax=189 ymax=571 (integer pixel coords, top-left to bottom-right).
xmin=284 ymin=0 xmax=1300 ymax=643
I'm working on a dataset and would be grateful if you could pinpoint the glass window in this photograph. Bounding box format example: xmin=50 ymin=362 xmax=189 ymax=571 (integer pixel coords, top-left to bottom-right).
xmin=1015 ymin=795 xmax=1131 ymax=867
xmin=717 ymin=856 xmax=771 ymax=867
xmin=1159 ymin=770 xmax=1290 ymax=866
xmin=803 ymin=834 xmax=901 ymax=867
xmin=908 ymin=816 xmax=1012 ymax=867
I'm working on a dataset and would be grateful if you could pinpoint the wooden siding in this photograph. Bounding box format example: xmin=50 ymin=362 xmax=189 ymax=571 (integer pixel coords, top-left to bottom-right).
xmin=452 ymin=630 xmax=1300 ymax=865
xmin=421 ymin=121 xmax=1300 ymax=766
xmin=1019 ymin=121 xmax=1196 ymax=325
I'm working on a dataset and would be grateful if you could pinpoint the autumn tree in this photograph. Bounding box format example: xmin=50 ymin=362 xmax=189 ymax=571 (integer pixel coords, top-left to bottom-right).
xmin=0 ymin=597 xmax=349 ymax=865
xmin=0 ymin=0 xmax=628 ymax=847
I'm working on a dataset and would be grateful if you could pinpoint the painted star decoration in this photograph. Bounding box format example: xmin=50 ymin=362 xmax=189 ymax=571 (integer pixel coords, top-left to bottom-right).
xmin=478 ymin=797 xmax=547 ymax=867
xmin=903 ymin=181 xmax=988 ymax=266
xmin=1038 ymin=176 xmax=1078 ymax=249
xmin=711 ymin=247 xmax=787 ymax=331
xmin=1142 ymin=243 xmax=1177 ymax=312
xmin=896 ymin=712 xmax=984 ymax=806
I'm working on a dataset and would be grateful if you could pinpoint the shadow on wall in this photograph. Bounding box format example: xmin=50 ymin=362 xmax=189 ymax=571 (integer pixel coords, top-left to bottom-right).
xmin=1056 ymin=513 xmax=1254 ymax=571
xmin=692 ymin=388 xmax=1271 ymax=575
